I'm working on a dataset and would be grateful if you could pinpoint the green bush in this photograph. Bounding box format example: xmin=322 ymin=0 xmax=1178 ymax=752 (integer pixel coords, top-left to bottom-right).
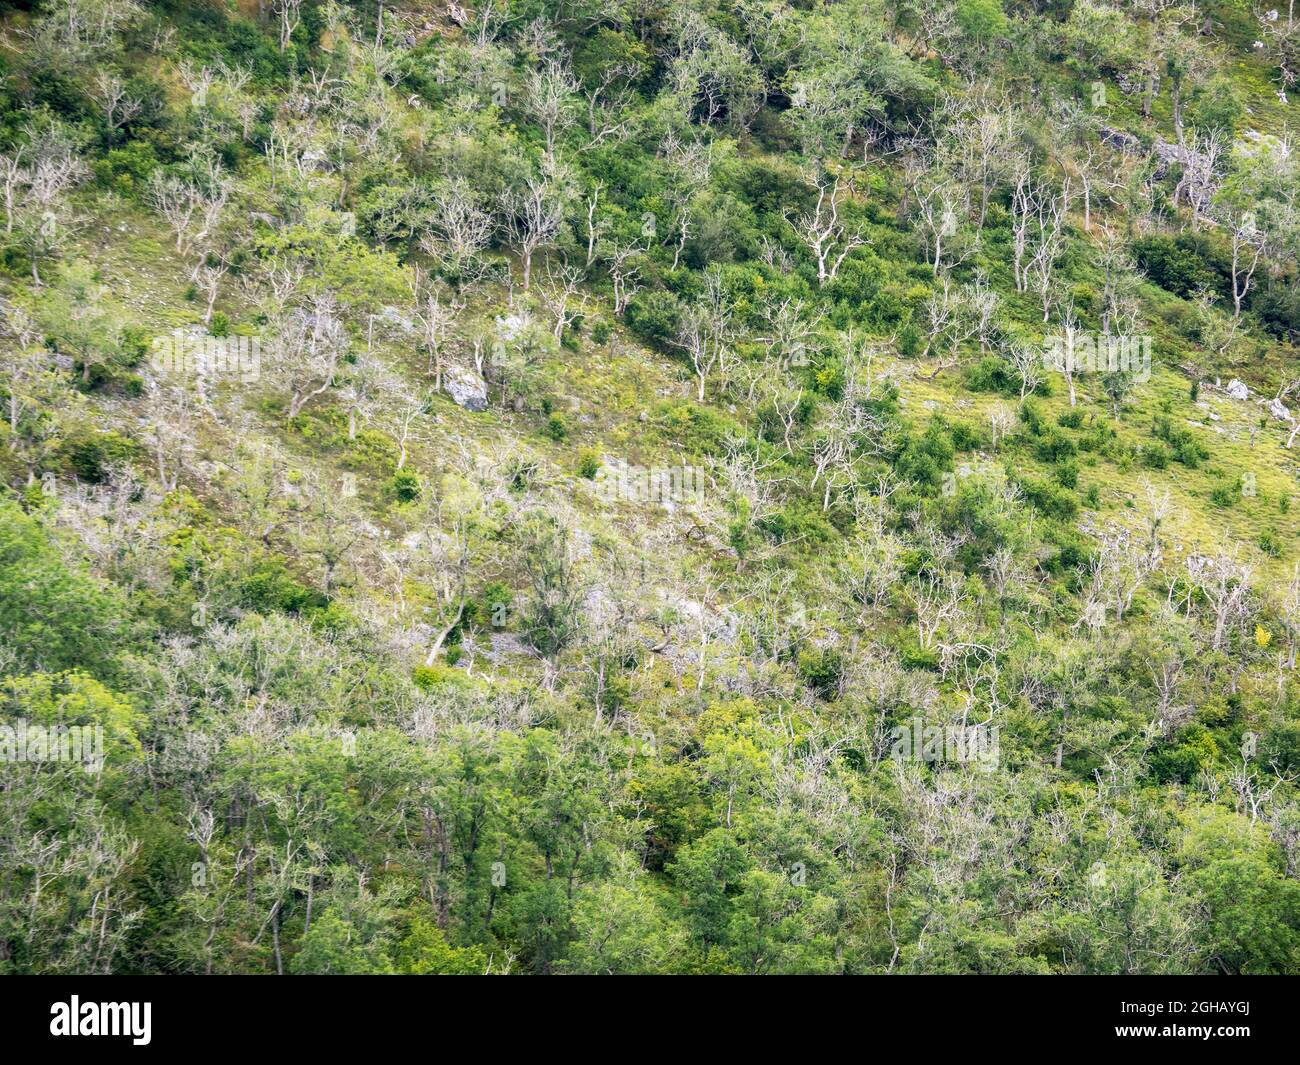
xmin=1141 ymin=442 xmax=1170 ymax=469
xmin=1018 ymin=476 xmax=1078 ymax=520
xmin=1263 ymin=721 xmax=1300 ymax=774
xmin=1209 ymin=483 xmax=1236 ymax=508
xmin=92 ymin=139 xmax=159 ymax=194
xmin=1132 ymin=232 xmax=1232 ymax=300
xmin=239 ymin=558 xmax=324 ymax=615
xmin=412 ymin=663 xmax=470 ymax=690
xmin=1078 ymin=420 xmax=1116 ymax=454
xmin=757 ymin=503 xmax=835 ymax=545
xmin=391 ymin=469 xmax=421 ymax=502
xmin=1035 ymin=429 xmax=1077 ymax=463
xmin=948 ymin=419 xmax=984 ymax=451
xmin=625 ymin=290 xmax=683 ymax=348
xmin=1152 ymin=417 xmax=1208 ymax=467
xmin=1019 ymin=398 xmax=1046 ymax=435
xmin=545 ymin=413 xmax=568 ymax=441
xmin=896 ymin=321 xmax=923 ymax=358
xmin=967 ymin=356 xmax=1013 ymax=392
xmin=474 ymin=581 xmax=513 ymax=628
xmin=58 ymin=427 xmax=140 ymax=483
xmin=577 ymin=448 xmax=601 ymax=479
xmin=798 ymin=647 xmax=845 ymax=699
xmin=1149 ymin=723 xmax=1219 ymax=783
xmin=0 ymin=499 xmax=127 ymax=676
xmin=896 ymin=421 xmax=955 ymax=491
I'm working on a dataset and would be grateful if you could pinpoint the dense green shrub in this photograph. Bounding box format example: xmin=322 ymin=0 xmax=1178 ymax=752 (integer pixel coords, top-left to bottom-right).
xmin=0 ymin=499 xmax=127 ymax=676
xmin=625 ymin=291 xmax=684 ymax=348
xmin=1132 ymin=232 xmax=1232 ymax=300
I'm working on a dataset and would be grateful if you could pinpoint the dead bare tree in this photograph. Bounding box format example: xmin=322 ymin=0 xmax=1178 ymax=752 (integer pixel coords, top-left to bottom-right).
xmin=1226 ymin=207 xmax=1268 ymax=323
xmin=1046 ymin=295 xmax=1086 ymax=407
xmin=272 ymin=0 xmax=302 ymax=51
xmin=0 ymin=146 xmax=28 ymax=233
xmin=584 ymin=184 xmax=608 ymax=268
xmin=412 ymin=267 xmax=465 ymax=393
xmin=1027 ymin=179 xmax=1073 ymax=322
xmin=90 ymin=71 xmax=144 ymax=131
xmin=659 ymin=132 xmax=712 ymax=270
xmin=673 ymin=268 xmax=732 ymax=402
xmin=1007 ymin=340 xmax=1044 ymax=400
xmin=147 ymin=163 xmax=229 ymax=256
xmin=911 ymin=571 xmax=968 ymax=651
xmin=420 ymin=179 xmax=494 ymax=280
xmin=275 ymin=295 xmax=350 ymax=421
xmin=537 ymin=260 xmax=587 ymax=340
xmin=791 ymin=172 xmax=869 ymax=285
xmin=605 ymin=241 xmax=643 ymax=316
xmin=1185 ymin=552 xmax=1254 ymax=653
xmin=501 ymin=159 xmax=571 ymax=291
xmin=906 ymin=156 xmax=967 ymax=274
xmin=580 ymin=60 xmax=639 ymax=148
xmin=523 ymin=54 xmax=579 ymax=159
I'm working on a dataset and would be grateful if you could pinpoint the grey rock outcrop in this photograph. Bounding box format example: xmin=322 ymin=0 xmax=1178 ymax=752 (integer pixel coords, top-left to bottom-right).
xmin=444 ymin=365 xmax=488 ymax=411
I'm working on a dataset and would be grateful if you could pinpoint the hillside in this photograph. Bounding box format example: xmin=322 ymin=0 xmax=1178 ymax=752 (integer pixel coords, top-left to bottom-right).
xmin=1 ymin=0 xmax=1300 ymax=975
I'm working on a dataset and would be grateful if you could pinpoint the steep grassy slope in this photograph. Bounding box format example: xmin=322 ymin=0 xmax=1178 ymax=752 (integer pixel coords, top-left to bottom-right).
xmin=2 ymin=0 xmax=1300 ymax=975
